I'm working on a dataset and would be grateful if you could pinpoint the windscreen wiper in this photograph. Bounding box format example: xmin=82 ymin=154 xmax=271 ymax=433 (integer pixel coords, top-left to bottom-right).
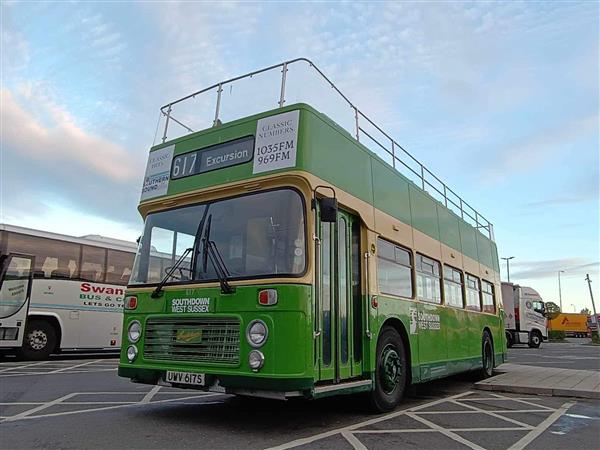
xmin=151 ymin=247 xmax=193 ymax=298
xmin=201 ymin=215 xmax=235 ymax=294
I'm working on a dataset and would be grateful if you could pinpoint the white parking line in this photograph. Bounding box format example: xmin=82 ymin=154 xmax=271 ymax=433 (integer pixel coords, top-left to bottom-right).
xmin=3 ymin=393 xmax=78 ymax=422
xmin=0 ymin=360 xmax=54 ymax=373
xmin=141 ymin=385 xmax=161 ymax=404
xmin=268 ymin=391 xmax=569 ymax=450
xmin=508 ymin=401 xmax=575 ymax=450
xmin=406 ymin=412 xmax=486 ymax=450
xmin=0 ymin=391 xmax=227 ymax=423
xmin=50 ymin=359 xmax=102 ymax=373
xmin=451 ymin=399 xmax=533 ymax=428
xmin=266 ymin=391 xmax=473 ymax=450
xmin=341 ymin=430 xmax=367 ymax=450
xmin=0 ymin=368 xmax=116 ymax=378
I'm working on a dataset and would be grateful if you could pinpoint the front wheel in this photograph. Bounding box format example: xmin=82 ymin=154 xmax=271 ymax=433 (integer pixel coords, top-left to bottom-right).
xmin=369 ymin=327 xmax=407 ymax=412
xmin=529 ymin=330 xmax=542 ymax=348
xmin=17 ymin=320 xmax=57 ymax=360
xmin=482 ymin=332 xmax=494 ymax=378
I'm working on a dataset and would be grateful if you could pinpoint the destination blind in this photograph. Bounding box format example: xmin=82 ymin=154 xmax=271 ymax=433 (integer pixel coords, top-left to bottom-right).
xmin=170 ymin=135 xmax=254 ymax=180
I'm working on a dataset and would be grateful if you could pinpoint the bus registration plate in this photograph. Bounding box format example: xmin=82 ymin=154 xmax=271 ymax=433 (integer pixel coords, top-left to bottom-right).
xmin=165 ymin=371 xmax=205 ymax=386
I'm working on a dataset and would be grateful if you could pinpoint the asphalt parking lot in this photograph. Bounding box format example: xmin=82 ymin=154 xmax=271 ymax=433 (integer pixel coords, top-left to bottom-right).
xmin=506 ymin=338 xmax=600 ymax=371
xmin=1 ymin=344 xmax=598 ymax=450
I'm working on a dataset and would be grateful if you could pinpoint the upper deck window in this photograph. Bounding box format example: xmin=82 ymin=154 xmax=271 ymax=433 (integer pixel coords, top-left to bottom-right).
xmin=130 ymin=189 xmax=306 ymax=285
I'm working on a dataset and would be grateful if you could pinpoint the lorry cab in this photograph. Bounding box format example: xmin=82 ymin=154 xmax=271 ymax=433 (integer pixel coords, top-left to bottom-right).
xmin=501 ymin=282 xmax=547 ymax=348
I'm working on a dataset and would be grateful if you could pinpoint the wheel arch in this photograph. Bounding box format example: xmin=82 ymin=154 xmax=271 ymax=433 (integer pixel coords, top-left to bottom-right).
xmin=483 ymin=326 xmax=494 ymax=345
xmin=530 ymin=327 xmax=544 ymax=337
xmin=27 ymin=313 xmax=63 ymax=351
xmin=380 ymin=317 xmax=412 ymax=385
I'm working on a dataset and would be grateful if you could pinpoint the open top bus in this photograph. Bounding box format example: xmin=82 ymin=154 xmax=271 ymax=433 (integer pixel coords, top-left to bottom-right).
xmin=119 ymin=58 xmax=505 ymax=411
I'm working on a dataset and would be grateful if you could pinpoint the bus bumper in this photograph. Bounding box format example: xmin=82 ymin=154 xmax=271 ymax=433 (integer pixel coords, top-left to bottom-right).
xmin=118 ymin=365 xmax=314 ymax=398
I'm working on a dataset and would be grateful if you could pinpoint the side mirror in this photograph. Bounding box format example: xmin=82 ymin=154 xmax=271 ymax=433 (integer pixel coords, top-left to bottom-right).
xmin=313 ymin=185 xmax=338 ymax=223
xmin=319 ymin=197 xmax=338 ymax=223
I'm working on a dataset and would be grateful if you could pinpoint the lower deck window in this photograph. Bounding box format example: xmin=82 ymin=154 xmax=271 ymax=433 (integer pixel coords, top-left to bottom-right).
xmin=416 ymin=254 xmax=441 ymax=304
xmin=377 ymin=238 xmax=412 ymax=298
xmin=443 ymin=265 xmax=464 ymax=308
xmin=482 ymin=280 xmax=495 ymax=313
xmin=466 ymin=274 xmax=482 ymax=312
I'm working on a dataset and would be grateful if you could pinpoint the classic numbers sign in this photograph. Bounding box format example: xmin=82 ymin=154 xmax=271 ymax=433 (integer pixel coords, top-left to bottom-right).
xmin=252 ymin=110 xmax=299 ymax=174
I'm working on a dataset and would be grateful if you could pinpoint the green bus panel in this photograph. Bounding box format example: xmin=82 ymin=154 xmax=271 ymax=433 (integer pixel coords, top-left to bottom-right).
xmin=148 ymin=103 xmax=498 ymax=271
xmin=371 ymin=158 xmax=412 ymax=227
xmin=408 ymin=184 xmax=440 ymax=241
xmin=436 ymin=204 xmax=461 ymax=252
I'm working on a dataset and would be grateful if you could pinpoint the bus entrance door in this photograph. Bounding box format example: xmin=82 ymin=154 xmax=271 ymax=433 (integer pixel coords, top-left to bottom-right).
xmin=0 ymin=254 xmax=34 ymax=349
xmin=317 ymin=211 xmax=363 ymax=383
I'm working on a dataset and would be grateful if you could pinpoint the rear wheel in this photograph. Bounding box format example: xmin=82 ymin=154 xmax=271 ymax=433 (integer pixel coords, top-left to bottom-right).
xmin=505 ymin=331 xmax=514 ymax=348
xmin=369 ymin=327 xmax=407 ymax=412
xmin=528 ymin=330 xmax=542 ymax=348
xmin=482 ymin=332 xmax=494 ymax=378
xmin=17 ymin=320 xmax=57 ymax=360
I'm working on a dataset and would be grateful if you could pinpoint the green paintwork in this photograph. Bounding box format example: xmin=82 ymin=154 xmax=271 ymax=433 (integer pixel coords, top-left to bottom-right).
xmin=147 ymin=103 xmax=498 ymax=270
xmin=120 ymin=284 xmax=314 ymax=382
xmin=122 ymin=102 xmax=506 ymax=398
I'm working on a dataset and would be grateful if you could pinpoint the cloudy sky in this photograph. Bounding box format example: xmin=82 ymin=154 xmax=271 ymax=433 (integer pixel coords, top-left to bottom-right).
xmin=1 ymin=1 xmax=598 ymax=311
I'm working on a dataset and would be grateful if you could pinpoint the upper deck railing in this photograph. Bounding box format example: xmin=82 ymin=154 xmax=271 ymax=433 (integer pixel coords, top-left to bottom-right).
xmin=156 ymin=58 xmax=494 ymax=240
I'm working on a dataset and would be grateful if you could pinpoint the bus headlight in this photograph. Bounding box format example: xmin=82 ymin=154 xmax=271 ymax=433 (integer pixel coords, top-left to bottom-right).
xmin=246 ymin=320 xmax=268 ymax=348
xmin=127 ymin=321 xmax=141 ymax=343
xmin=248 ymin=350 xmax=264 ymax=371
xmin=126 ymin=345 xmax=138 ymax=363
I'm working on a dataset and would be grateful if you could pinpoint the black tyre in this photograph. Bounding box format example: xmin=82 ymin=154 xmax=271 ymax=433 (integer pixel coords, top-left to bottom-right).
xmin=369 ymin=327 xmax=407 ymax=412
xmin=17 ymin=320 xmax=57 ymax=360
xmin=528 ymin=330 xmax=542 ymax=348
xmin=505 ymin=331 xmax=514 ymax=348
xmin=482 ymin=331 xmax=494 ymax=378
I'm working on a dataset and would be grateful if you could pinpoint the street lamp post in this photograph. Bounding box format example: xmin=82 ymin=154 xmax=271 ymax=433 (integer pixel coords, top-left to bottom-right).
xmin=501 ymin=257 xmax=515 ymax=283
xmin=585 ymin=274 xmax=598 ymax=330
xmin=558 ymin=270 xmax=565 ymax=311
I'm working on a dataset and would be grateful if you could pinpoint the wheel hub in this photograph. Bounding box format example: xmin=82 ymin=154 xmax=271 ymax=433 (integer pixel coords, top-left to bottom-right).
xmin=28 ymin=330 xmax=48 ymax=351
xmin=380 ymin=344 xmax=401 ymax=394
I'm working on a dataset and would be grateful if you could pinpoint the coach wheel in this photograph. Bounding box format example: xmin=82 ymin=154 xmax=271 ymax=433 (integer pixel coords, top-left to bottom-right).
xmin=370 ymin=326 xmax=407 ymax=412
xmin=482 ymin=331 xmax=494 ymax=378
xmin=17 ymin=320 xmax=57 ymax=360
xmin=528 ymin=330 xmax=542 ymax=348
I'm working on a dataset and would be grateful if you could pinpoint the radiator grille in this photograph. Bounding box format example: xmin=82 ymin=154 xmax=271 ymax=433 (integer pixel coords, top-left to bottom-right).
xmin=143 ymin=317 xmax=240 ymax=365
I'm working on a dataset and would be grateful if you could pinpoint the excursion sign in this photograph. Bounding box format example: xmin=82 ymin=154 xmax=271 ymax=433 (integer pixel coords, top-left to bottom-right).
xmin=170 ymin=136 xmax=254 ymax=180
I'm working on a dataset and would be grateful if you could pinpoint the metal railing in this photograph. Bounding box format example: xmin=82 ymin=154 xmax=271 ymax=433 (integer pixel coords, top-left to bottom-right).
xmin=158 ymin=58 xmax=494 ymax=240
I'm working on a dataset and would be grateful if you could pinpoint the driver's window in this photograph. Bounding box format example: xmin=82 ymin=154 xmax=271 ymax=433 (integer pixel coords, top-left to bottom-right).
xmin=149 ymin=227 xmax=193 ymax=282
xmin=533 ymin=301 xmax=545 ymax=314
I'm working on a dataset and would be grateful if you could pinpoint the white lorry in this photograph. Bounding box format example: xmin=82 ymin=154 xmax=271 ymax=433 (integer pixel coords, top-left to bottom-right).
xmin=501 ymin=282 xmax=547 ymax=348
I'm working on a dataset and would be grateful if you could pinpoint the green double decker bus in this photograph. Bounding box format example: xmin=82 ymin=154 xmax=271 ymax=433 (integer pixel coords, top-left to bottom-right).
xmin=119 ymin=59 xmax=505 ymax=411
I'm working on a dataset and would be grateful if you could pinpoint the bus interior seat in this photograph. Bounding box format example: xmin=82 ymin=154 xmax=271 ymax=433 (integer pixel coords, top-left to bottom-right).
xmin=50 ymin=269 xmax=71 ymax=280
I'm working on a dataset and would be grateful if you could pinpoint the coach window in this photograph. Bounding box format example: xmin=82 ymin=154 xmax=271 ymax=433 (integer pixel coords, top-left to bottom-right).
xmin=106 ymin=250 xmax=135 ymax=285
xmin=481 ymin=280 xmax=495 ymax=313
xmin=81 ymin=246 xmax=107 ymax=283
xmin=377 ymin=238 xmax=412 ymax=298
xmin=6 ymin=232 xmax=80 ymax=279
xmin=443 ymin=265 xmax=464 ymax=308
xmin=416 ymin=254 xmax=441 ymax=303
xmin=465 ymin=274 xmax=482 ymax=312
